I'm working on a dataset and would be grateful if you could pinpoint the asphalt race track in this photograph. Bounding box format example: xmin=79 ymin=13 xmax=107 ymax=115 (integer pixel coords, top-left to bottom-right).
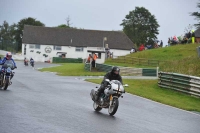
xmin=0 ymin=61 xmax=200 ymax=133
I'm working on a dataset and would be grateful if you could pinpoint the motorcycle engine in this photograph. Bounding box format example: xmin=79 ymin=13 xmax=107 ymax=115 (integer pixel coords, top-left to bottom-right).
xmin=100 ymin=97 xmax=104 ymax=106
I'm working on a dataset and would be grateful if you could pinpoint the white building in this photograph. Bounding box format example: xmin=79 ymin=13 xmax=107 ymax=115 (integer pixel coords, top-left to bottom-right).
xmin=22 ymin=25 xmax=134 ymax=63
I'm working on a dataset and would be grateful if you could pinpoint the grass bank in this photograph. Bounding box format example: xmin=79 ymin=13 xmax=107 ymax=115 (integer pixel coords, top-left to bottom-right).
xmin=106 ymin=44 xmax=200 ymax=76
xmin=40 ymin=63 xmax=105 ymax=76
xmin=86 ymin=79 xmax=200 ymax=112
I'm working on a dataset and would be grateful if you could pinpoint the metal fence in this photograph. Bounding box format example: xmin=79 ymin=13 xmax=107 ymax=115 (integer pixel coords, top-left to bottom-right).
xmin=111 ymin=56 xmax=167 ymax=67
xmin=84 ymin=63 xmax=158 ymax=76
xmin=158 ymin=72 xmax=200 ymax=97
xmin=52 ymin=57 xmax=83 ymax=63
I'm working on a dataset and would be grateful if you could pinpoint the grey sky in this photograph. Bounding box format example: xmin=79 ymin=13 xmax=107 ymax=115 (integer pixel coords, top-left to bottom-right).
xmin=0 ymin=0 xmax=199 ymax=46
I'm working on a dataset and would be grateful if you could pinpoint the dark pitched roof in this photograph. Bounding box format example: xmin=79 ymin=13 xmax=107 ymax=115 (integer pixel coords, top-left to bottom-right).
xmin=195 ymin=28 xmax=200 ymax=37
xmin=22 ymin=25 xmax=134 ymax=50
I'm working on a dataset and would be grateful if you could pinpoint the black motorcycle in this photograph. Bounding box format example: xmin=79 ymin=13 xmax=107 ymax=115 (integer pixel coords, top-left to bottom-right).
xmin=30 ymin=60 xmax=34 ymax=67
xmin=0 ymin=61 xmax=15 ymax=90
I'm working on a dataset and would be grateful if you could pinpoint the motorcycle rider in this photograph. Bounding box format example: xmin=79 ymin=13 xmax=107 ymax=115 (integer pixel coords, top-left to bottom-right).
xmin=30 ymin=57 xmax=34 ymax=62
xmin=30 ymin=57 xmax=34 ymax=67
xmin=0 ymin=52 xmax=17 ymax=79
xmin=95 ymin=66 xmax=123 ymax=101
xmin=24 ymin=57 xmax=28 ymax=66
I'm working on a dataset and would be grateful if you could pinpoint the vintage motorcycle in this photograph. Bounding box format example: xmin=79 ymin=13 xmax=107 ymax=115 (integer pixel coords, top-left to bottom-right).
xmin=90 ymin=79 xmax=125 ymax=116
xmin=24 ymin=59 xmax=28 ymax=66
xmin=0 ymin=60 xmax=15 ymax=90
xmin=30 ymin=60 xmax=34 ymax=67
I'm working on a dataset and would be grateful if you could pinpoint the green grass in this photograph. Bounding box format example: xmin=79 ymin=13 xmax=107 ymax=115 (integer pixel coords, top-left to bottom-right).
xmin=106 ymin=44 xmax=200 ymax=76
xmin=104 ymin=62 xmax=156 ymax=68
xmin=86 ymin=79 xmax=200 ymax=112
xmin=40 ymin=63 xmax=105 ymax=76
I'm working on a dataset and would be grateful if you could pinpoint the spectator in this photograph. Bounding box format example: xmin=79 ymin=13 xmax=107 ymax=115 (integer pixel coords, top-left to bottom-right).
xmin=191 ymin=30 xmax=195 ymax=43
xmin=160 ymin=40 xmax=163 ymax=47
xmin=86 ymin=54 xmax=92 ymax=63
xmin=130 ymin=47 xmax=136 ymax=53
xmin=146 ymin=44 xmax=152 ymax=49
xmin=188 ymin=32 xmax=191 ymax=39
xmin=168 ymin=38 xmax=171 ymax=46
xmin=139 ymin=44 xmax=145 ymax=51
xmin=92 ymin=53 xmax=97 ymax=68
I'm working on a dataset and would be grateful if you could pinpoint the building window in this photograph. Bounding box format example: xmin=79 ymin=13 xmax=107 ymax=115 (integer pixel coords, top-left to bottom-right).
xmin=75 ymin=47 xmax=84 ymax=52
xmin=35 ymin=44 xmax=40 ymax=49
xmin=29 ymin=44 xmax=35 ymax=49
xmin=98 ymin=53 xmax=101 ymax=59
xmin=54 ymin=46 xmax=62 ymax=50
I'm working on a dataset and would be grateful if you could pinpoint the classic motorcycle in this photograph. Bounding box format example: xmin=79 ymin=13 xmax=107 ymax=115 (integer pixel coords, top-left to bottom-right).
xmin=90 ymin=79 xmax=125 ymax=116
xmin=0 ymin=60 xmax=15 ymax=90
xmin=24 ymin=59 xmax=28 ymax=66
xmin=30 ymin=60 xmax=34 ymax=67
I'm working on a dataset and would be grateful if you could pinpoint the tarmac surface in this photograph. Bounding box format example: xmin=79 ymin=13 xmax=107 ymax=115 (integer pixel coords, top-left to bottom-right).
xmin=0 ymin=61 xmax=199 ymax=133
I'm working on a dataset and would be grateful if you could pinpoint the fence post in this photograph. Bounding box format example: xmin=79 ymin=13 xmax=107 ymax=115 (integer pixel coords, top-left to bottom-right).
xmin=139 ymin=58 xmax=140 ymax=65
xmin=90 ymin=60 xmax=92 ymax=71
xmin=157 ymin=67 xmax=159 ymax=78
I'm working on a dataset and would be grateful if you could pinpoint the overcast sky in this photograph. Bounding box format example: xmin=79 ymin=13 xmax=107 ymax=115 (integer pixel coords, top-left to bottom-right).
xmin=0 ymin=0 xmax=199 ymax=46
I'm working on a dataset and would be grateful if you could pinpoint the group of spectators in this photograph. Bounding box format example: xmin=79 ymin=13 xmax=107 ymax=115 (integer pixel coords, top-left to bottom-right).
xmin=130 ymin=40 xmax=164 ymax=53
xmin=86 ymin=53 xmax=98 ymax=67
xmin=168 ymin=31 xmax=195 ymax=46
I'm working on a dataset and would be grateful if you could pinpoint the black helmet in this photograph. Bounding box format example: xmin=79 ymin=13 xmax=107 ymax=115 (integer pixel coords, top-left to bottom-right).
xmin=111 ymin=66 xmax=120 ymax=75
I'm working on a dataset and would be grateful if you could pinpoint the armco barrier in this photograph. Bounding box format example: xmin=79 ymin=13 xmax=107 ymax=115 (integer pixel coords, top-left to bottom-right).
xmin=53 ymin=57 xmax=83 ymax=63
xmin=85 ymin=63 xmax=158 ymax=76
xmin=84 ymin=63 xmax=90 ymax=71
xmin=158 ymin=72 xmax=200 ymax=97
xmin=96 ymin=63 xmax=113 ymax=72
xmin=142 ymin=69 xmax=157 ymax=76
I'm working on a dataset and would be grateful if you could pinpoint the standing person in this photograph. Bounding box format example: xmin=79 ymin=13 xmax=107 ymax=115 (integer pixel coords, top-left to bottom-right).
xmin=86 ymin=54 xmax=92 ymax=63
xmin=168 ymin=38 xmax=171 ymax=46
xmin=160 ymin=40 xmax=163 ymax=47
xmin=92 ymin=53 xmax=97 ymax=68
xmin=191 ymin=30 xmax=195 ymax=44
xmin=188 ymin=32 xmax=191 ymax=39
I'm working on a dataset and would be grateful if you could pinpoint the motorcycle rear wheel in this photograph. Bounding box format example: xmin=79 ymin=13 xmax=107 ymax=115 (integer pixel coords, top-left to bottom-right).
xmin=93 ymin=102 xmax=102 ymax=112
xmin=108 ymin=98 xmax=119 ymax=116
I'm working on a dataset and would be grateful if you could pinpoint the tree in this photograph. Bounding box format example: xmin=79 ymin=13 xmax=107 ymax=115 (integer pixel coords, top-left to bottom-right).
xmin=57 ymin=16 xmax=73 ymax=28
xmin=0 ymin=21 xmax=16 ymax=41
xmin=0 ymin=21 xmax=17 ymax=52
xmin=191 ymin=2 xmax=200 ymax=28
xmin=15 ymin=17 xmax=45 ymax=51
xmin=120 ymin=7 xmax=160 ymax=47
xmin=66 ymin=16 xmax=72 ymax=27
xmin=57 ymin=24 xmax=70 ymax=28
xmin=184 ymin=24 xmax=193 ymax=33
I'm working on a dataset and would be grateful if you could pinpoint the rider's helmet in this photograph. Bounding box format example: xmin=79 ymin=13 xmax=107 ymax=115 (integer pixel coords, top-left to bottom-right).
xmin=6 ymin=52 xmax=12 ymax=60
xmin=111 ymin=66 xmax=120 ymax=76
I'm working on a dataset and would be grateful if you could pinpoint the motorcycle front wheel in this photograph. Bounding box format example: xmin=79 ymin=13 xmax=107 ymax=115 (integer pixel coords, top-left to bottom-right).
xmin=108 ymin=98 xmax=119 ymax=116
xmin=93 ymin=102 xmax=102 ymax=112
xmin=3 ymin=78 xmax=9 ymax=90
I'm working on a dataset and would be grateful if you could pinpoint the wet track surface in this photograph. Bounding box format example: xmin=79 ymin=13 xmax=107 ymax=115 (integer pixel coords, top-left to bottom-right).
xmin=0 ymin=61 xmax=200 ymax=133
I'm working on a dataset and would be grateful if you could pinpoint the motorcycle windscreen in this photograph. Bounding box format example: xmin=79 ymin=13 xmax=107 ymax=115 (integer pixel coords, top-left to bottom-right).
xmin=3 ymin=60 xmax=14 ymax=69
xmin=110 ymin=80 xmax=125 ymax=93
